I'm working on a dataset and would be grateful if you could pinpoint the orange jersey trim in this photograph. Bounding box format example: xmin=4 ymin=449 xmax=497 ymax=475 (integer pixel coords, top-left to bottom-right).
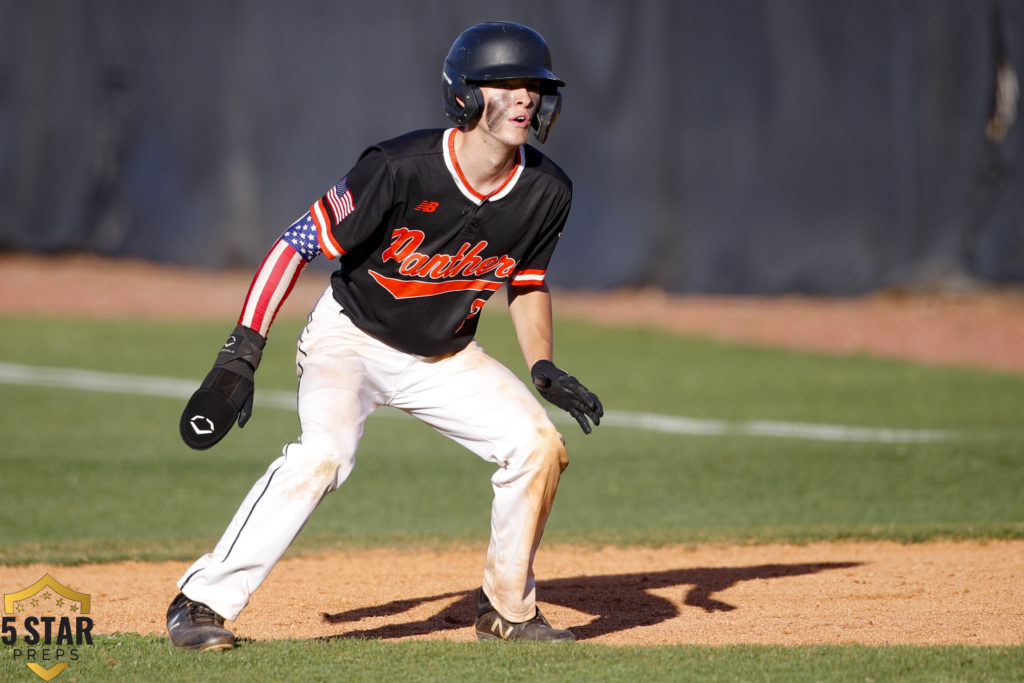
xmin=446 ymin=129 xmax=521 ymax=201
xmin=311 ymin=199 xmax=347 ymax=259
xmin=509 ymin=269 xmax=546 ymax=285
xmin=369 ymin=270 xmax=503 ymax=299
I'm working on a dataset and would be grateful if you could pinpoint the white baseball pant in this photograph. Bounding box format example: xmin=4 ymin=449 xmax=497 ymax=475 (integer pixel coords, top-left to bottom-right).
xmin=178 ymin=287 xmax=568 ymax=623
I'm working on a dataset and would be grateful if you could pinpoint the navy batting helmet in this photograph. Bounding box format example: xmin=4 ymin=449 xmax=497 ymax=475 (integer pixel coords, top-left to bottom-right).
xmin=442 ymin=22 xmax=565 ymax=143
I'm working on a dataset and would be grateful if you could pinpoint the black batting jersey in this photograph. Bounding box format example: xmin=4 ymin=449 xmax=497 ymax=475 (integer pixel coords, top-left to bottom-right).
xmin=310 ymin=128 xmax=572 ymax=357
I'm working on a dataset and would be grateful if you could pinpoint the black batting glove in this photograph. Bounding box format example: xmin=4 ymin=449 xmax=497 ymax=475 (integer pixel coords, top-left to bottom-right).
xmin=179 ymin=325 xmax=265 ymax=450
xmin=531 ymin=360 xmax=603 ymax=434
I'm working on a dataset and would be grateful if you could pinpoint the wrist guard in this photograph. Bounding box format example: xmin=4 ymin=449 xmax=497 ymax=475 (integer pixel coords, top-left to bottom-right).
xmin=179 ymin=325 xmax=266 ymax=450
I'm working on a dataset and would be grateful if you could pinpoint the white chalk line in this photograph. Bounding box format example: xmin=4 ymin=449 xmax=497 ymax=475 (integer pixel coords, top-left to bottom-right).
xmin=0 ymin=362 xmax=951 ymax=444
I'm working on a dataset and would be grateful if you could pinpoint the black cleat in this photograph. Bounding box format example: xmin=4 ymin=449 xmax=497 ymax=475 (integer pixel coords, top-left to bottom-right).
xmin=166 ymin=592 xmax=235 ymax=651
xmin=474 ymin=588 xmax=575 ymax=642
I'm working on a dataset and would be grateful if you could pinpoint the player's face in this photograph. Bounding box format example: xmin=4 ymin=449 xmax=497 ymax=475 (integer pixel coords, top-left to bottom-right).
xmin=477 ymin=79 xmax=542 ymax=146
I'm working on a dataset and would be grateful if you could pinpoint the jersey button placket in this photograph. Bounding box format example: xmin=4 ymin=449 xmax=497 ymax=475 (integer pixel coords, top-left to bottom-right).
xmin=464 ymin=205 xmax=484 ymax=239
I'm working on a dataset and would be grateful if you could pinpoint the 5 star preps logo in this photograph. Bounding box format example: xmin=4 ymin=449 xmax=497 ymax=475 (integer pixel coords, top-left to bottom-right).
xmin=3 ymin=575 xmax=94 ymax=681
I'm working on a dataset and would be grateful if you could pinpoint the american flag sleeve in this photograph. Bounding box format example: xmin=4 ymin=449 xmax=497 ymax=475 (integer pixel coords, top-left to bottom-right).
xmin=311 ymin=177 xmax=355 ymax=259
xmin=237 ymin=211 xmax=322 ymax=337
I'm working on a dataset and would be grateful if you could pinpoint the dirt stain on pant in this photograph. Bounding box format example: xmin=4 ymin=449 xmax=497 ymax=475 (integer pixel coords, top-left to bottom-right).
xmin=485 ymin=425 xmax=567 ymax=623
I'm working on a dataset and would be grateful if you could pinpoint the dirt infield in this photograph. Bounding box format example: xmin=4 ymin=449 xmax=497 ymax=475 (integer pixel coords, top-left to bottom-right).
xmin=3 ymin=252 xmax=1023 ymax=646
xmin=3 ymin=541 xmax=1023 ymax=646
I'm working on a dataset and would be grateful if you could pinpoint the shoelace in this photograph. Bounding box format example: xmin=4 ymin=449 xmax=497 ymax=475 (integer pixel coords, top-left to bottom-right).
xmin=187 ymin=601 xmax=223 ymax=626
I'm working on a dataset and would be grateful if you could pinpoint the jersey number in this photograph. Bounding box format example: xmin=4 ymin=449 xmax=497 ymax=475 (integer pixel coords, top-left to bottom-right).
xmin=455 ymin=299 xmax=486 ymax=334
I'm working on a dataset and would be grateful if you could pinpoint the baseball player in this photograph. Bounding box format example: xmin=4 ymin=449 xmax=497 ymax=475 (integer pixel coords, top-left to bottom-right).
xmin=166 ymin=21 xmax=602 ymax=650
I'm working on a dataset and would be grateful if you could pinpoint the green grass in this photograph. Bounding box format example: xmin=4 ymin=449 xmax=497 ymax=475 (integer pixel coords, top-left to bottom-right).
xmin=0 ymin=635 xmax=1022 ymax=682
xmin=2 ymin=310 xmax=1023 ymax=679
xmin=1 ymin=312 xmax=1023 ymax=565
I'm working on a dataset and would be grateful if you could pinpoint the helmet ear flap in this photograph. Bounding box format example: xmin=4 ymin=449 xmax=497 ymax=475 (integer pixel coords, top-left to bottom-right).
xmin=531 ymin=92 xmax=562 ymax=144
xmin=443 ymin=64 xmax=484 ymax=125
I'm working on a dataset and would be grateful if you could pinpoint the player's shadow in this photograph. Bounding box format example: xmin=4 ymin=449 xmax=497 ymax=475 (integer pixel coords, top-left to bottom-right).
xmin=318 ymin=561 xmax=860 ymax=641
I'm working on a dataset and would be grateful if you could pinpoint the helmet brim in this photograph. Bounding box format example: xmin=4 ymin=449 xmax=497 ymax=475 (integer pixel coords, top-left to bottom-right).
xmin=463 ymin=64 xmax=566 ymax=88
